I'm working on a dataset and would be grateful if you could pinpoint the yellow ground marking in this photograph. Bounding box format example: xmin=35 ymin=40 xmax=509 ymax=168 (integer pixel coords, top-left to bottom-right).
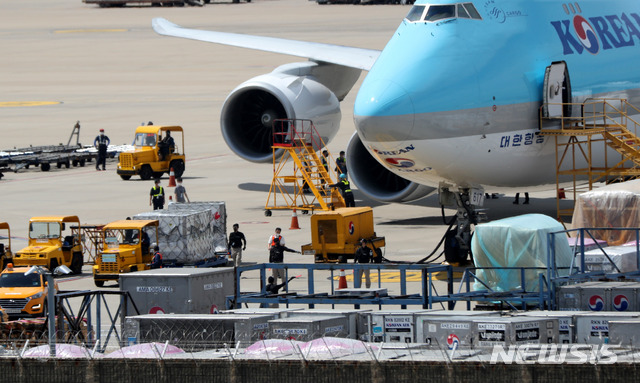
xmin=0 ymin=101 xmax=61 ymax=107
xmin=333 ymin=270 xmax=463 ymax=283
xmin=54 ymin=29 xmax=127 ymax=34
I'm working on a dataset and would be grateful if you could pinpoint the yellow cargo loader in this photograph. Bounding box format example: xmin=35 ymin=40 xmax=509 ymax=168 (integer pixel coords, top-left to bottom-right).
xmin=13 ymin=216 xmax=84 ymax=274
xmin=117 ymin=125 xmax=185 ymax=181
xmin=301 ymin=207 xmax=385 ymax=263
xmin=0 ymin=222 xmax=12 ymax=270
xmin=92 ymin=219 xmax=159 ymax=287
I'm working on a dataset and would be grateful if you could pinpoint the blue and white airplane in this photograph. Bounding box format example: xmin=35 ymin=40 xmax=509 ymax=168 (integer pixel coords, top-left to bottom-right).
xmin=153 ymin=1 xmax=640 ymax=207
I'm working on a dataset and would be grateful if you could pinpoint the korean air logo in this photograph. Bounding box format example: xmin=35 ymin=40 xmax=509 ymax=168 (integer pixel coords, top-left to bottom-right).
xmin=573 ymin=15 xmax=599 ymax=54
xmin=447 ymin=334 xmax=460 ymax=350
xmin=348 ymin=221 xmax=355 ymax=235
xmin=588 ymin=295 xmax=604 ymax=311
xmin=613 ymin=294 xmax=629 ymax=311
xmin=385 ymin=158 xmax=415 ymax=168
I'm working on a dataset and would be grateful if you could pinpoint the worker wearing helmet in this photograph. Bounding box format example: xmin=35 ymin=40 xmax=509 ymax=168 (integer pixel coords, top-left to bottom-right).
xmin=328 ymin=174 xmax=355 ymax=207
xmin=150 ymin=244 xmax=163 ymax=269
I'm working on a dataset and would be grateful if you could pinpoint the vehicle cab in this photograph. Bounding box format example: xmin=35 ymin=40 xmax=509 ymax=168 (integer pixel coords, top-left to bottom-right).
xmin=0 ymin=264 xmax=57 ymax=319
xmin=117 ymin=125 xmax=185 ymax=181
xmin=0 ymin=222 xmax=12 ymax=270
xmin=13 ymin=216 xmax=84 ymax=274
xmin=93 ymin=219 xmax=159 ymax=287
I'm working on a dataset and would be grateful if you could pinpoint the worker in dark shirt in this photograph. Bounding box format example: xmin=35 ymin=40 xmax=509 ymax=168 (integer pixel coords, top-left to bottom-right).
xmin=269 ymin=237 xmax=300 ymax=285
xmin=150 ymin=244 xmax=163 ymax=269
xmin=228 ymin=223 xmax=247 ymax=268
xmin=328 ymin=173 xmax=355 ymax=207
xmin=335 ymin=150 xmax=347 ymax=179
xmin=93 ymin=127 xmax=110 ymax=171
xmin=149 ymin=179 xmax=165 ymax=210
xmin=354 ymin=239 xmax=373 ymax=288
xmin=262 ymin=275 xmax=296 ymax=308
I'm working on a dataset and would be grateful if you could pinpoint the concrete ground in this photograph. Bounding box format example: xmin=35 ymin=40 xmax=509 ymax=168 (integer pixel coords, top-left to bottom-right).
xmin=0 ymin=0 xmax=565 ymax=321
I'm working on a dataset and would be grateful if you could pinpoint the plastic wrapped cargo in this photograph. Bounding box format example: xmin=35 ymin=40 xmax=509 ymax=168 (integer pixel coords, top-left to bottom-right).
xmin=168 ymin=201 xmax=227 ymax=253
xmin=572 ymin=180 xmax=640 ymax=246
xmin=471 ymin=214 xmax=572 ymax=292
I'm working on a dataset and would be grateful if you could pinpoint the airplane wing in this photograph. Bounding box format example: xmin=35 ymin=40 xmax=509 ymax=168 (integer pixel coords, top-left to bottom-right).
xmin=152 ymin=18 xmax=381 ymax=71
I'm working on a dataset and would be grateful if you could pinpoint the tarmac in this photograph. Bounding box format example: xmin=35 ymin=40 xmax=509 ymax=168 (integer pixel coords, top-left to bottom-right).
xmin=0 ymin=0 xmax=566 ymax=310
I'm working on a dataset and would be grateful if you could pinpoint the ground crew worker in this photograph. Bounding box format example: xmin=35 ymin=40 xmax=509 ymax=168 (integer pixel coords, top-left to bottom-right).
xmin=268 ymin=237 xmax=300 ymax=285
xmin=328 ymin=174 xmax=355 ymax=207
xmin=174 ymin=178 xmax=190 ymax=203
xmin=149 ymin=179 xmax=165 ymax=210
xmin=335 ymin=151 xmax=347 ymax=179
xmin=228 ymin=223 xmax=247 ymax=268
xmin=261 ymin=275 xmax=297 ymax=308
xmin=267 ymin=227 xmax=285 ymax=250
xmin=158 ymin=130 xmax=175 ymax=160
xmin=93 ymin=127 xmax=110 ymax=171
xmin=150 ymin=244 xmax=162 ymax=269
xmin=354 ymin=239 xmax=373 ymax=288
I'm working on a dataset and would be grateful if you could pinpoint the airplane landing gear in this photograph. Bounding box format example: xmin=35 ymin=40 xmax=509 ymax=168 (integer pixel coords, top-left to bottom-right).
xmin=438 ymin=183 xmax=487 ymax=264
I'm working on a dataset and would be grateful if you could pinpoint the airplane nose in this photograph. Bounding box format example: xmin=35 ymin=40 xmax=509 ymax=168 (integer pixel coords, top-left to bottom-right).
xmin=354 ymin=79 xmax=415 ymax=142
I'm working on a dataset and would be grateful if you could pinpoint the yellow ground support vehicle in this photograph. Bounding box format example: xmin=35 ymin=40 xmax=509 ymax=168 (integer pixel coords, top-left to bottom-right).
xmin=301 ymin=207 xmax=385 ymax=263
xmin=0 ymin=264 xmax=58 ymax=319
xmin=117 ymin=125 xmax=186 ymax=180
xmin=92 ymin=219 xmax=159 ymax=287
xmin=0 ymin=222 xmax=12 ymax=270
xmin=13 ymin=216 xmax=84 ymax=274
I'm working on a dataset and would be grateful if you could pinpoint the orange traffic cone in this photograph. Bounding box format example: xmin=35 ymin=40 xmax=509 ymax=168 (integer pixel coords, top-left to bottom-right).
xmin=168 ymin=167 xmax=176 ymax=187
xmin=290 ymin=208 xmax=300 ymax=230
xmin=337 ymin=269 xmax=348 ymax=290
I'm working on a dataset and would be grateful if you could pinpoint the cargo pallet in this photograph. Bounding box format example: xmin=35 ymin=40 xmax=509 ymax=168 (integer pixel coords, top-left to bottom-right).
xmin=227 ymin=263 xmax=554 ymax=310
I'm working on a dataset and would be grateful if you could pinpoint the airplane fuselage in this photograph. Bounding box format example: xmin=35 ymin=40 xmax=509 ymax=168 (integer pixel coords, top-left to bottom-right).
xmin=354 ymin=0 xmax=640 ymax=189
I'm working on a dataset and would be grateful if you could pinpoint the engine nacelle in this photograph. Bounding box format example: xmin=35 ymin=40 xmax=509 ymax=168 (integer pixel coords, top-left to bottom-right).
xmin=347 ymin=132 xmax=435 ymax=203
xmin=221 ymin=62 xmax=354 ymax=163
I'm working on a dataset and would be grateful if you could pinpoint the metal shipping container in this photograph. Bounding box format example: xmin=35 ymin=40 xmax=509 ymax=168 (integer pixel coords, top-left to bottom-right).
xmin=285 ymin=308 xmax=371 ymax=339
xmin=123 ymin=313 xmax=273 ymax=350
xmin=608 ymin=319 xmax=640 ymax=346
xmin=583 ymin=245 xmax=638 ymax=273
xmin=268 ymin=315 xmax=349 ymax=342
xmin=420 ymin=315 xmax=503 ymax=349
xmin=573 ymin=312 xmax=640 ymax=344
xmin=472 ymin=317 xmax=559 ymax=347
xmin=221 ymin=307 xmax=303 ymax=318
xmin=415 ymin=311 xmax=502 ymax=345
xmin=362 ymin=309 xmax=434 ymax=343
xmin=120 ymin=267 xmax=234 ymax=315
xmin=511 ymin=311 xmax=582 ymax=344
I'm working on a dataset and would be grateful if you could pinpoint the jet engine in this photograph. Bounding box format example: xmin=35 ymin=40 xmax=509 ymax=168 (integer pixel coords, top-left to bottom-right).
xmin=220 ymin=62 xmax=361 ymax=163
xmin=347 ymin=132 xmax=435 ymax=203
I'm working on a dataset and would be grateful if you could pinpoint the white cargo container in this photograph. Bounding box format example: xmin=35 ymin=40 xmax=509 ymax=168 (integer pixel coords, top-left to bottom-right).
xmin=473 ymin=316 xmax=559 ymax=347
xmin=268 ymin=315 xmax=349 ymax=342
xmin=573 ymin=312 xmax=640 ymax=344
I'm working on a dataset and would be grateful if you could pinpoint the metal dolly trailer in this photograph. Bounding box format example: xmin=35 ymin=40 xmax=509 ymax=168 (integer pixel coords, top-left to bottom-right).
xmin=0 ymin=148 xmax=95 ymax=171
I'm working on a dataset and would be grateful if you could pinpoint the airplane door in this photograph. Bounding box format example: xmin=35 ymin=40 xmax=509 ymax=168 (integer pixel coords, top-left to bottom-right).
xmin=542 ymin=62 xmax=572 ymax=118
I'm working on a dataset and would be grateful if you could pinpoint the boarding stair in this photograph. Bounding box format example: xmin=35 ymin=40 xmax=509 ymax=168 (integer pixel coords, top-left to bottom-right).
xmin=265 ymin=119 xmax=345 ymax=215
xmin=539 ymin=98 xmax=640 ymax=219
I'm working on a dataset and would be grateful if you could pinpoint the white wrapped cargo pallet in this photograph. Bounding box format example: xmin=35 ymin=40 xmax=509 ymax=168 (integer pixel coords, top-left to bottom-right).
xmin=168 ymin=201 xmax=227 ymax=253
xmin=134 ymin=209 xmax=218 ymax=265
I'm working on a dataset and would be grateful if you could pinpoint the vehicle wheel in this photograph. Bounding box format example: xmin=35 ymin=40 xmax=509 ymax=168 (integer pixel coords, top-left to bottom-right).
xmin=72 ymin=160 xmax=79 ymax=167
xmin=79 ymin=159 xmax=86 ymax=167
xmin=41 ymin=163 xmax=50 ymax=171
xmin=71 ymin=252 xmax=83 ymax=274
xmin=49 ymin=258 xmax=59 ymax=273
xmin=57 ymin=162 xmax=63 ymax=169
xmin=64 ymin=161 xmax=70 ymax=169
xmin=42 ymin=299 xmax=48 ymax=318
xmin=139 ymin=165 xmax=153 ymax=180
xmin=94 ymin=280 xmax=105 ymax=288
xmin=120 ymin=175 xmax=132 ymax=180
xmin=264 ymin=210 xmax=272 ymax=217
xmin=169 ymin=160 xmax=184 ymax=178
xmin=153 ymin=172 xmax=164 ymax=179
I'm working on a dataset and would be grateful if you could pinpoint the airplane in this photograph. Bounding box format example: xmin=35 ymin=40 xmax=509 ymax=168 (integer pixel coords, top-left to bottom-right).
xmin=153 ymin=1 xmax=640 ymax=257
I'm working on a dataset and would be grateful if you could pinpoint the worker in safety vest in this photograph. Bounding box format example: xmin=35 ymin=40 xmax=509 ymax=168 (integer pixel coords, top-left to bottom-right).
xmin=150 ymin=244 xmax=163 ymax=269
xmin=267 ymin=227 xmax=285 ymax=250
xmin=149 ymin=179 xmax=165 ymax=210
xmin=328 ymin=174 xmax=355 ymax=207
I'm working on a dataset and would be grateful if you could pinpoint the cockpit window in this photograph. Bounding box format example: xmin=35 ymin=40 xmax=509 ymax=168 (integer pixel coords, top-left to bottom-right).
xmin=457 ymin=4 xmax=470 ymax=18
xmin=406 ymin=5 xmax=426 ymax=22
xmin=425 ymin=5 xmax=455 ymax=21
xmin=405 ymin=2 xmax=482 ymax=23
xmin=462 ymin=2 xmax=481 ymax=19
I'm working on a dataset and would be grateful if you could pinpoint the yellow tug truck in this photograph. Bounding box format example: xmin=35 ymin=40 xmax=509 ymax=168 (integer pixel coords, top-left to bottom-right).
xmin=117 ymin=125 xmax=185 ymax=181
xmin=13 ymin=216 xmax=84 ymax=274
xmin=0 ymin=222 xmax=12 ymax=270
xmin=93 ymin=219 xmax=159 ymax=287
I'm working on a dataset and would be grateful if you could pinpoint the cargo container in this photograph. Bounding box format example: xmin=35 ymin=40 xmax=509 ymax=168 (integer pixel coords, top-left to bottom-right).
xmin=124 ymin=313 xmax=273 ymax=350
xmin=608 ymin=319 xmax=640 ymax=346
xmin=414 ymin=310 xmax=501 ymax=345
xmin=285 ymin=308 xmax=371 ymax=339
xmin=511 ymin=310 xmax=581 ymax=344
xmin=120 ymin=267 xmax=234 ymax=315
xmin=472 ymin=316 xmax=559 ymax=347
xmin=361 ymin=309 xmax=434 ymax=343
xmin=573 ymin=312 xmax=640 ymax=344
xmin=556 ymin=281 xmax=640 ymax=312
xmin=268 ymin=315 xmax=349 ymax=341
xmin=583 ymin=245 xmax=638 ymax=273
xmin=221 ymin=307 xmax=303 ymax=319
